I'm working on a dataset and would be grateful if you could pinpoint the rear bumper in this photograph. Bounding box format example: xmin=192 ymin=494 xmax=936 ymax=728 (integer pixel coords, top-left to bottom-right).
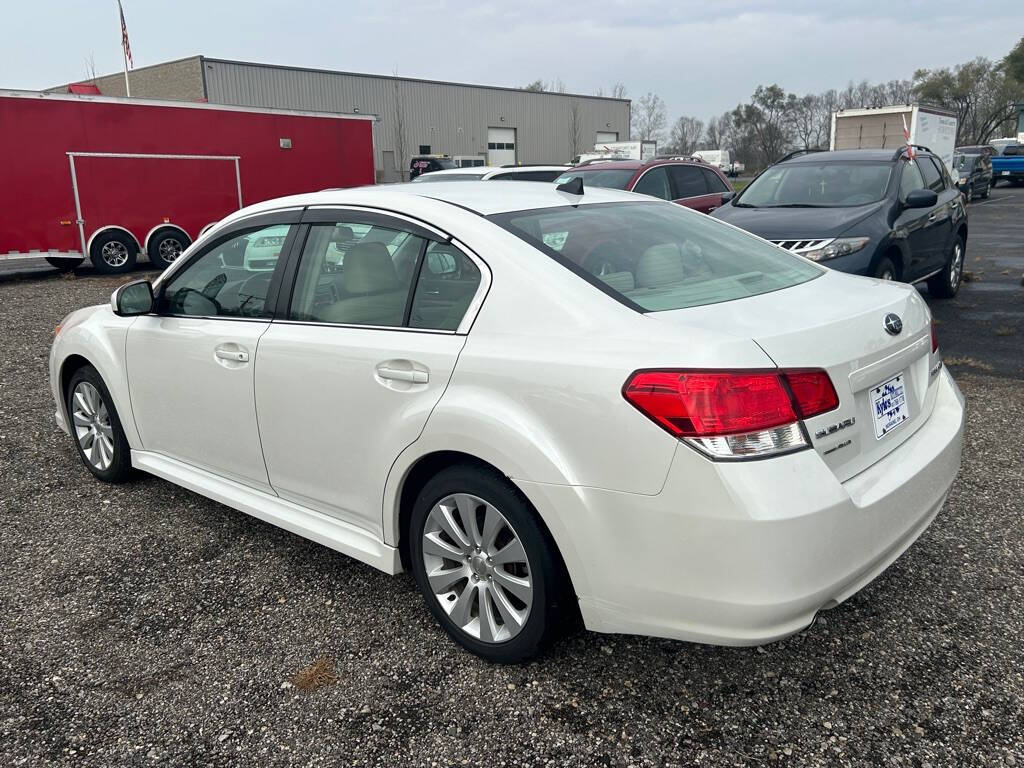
xmin=518 ymin=367 xmax=964 ymax=645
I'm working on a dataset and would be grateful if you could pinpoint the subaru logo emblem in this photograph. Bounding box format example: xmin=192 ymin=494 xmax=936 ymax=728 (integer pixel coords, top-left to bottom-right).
xmin=884 ymin=313 xmax=903 ymax=336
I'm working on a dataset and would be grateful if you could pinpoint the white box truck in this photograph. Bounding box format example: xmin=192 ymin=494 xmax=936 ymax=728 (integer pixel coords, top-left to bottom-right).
xmin=591 ymin=140 xmax=658 ymax=162
xmin=830 ymin=105 xmax=958 ymax=172
xmin=693 ymin=149 xmax=730 ymax=172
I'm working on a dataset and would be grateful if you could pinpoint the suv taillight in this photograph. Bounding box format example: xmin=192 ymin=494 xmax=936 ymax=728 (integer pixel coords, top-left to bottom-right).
xmin=623 ymin=369 xmax=838 ymax=459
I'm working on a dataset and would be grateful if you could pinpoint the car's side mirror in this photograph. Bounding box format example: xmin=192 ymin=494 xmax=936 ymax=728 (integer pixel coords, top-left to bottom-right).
xmin=720 ymin=189 xmax=736 ymax=204
xmin=904 ymin=189 xmax=938 ymax=208
xmin=111 ymin=279 xmax=154 ymax=316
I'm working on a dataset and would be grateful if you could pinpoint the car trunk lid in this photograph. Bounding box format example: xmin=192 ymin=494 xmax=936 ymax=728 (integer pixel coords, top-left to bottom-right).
xmin=652 ymin=271 xmax=940 ymax=482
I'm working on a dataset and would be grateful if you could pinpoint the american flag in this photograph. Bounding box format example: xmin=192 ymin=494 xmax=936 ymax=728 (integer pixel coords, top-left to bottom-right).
xmin=118 ymin=0 xmax=133 ymax=68
xmin=902 ymin=114 xmax=914 ymax=161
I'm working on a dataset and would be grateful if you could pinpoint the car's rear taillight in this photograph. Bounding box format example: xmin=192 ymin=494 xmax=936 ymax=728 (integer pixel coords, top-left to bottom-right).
xmin=623 ymin=369 xmax=838 ymax=459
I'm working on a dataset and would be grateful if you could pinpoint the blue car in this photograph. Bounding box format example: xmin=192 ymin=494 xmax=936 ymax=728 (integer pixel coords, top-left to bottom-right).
xmin=712 ymin=147 xmax=968 ymax=298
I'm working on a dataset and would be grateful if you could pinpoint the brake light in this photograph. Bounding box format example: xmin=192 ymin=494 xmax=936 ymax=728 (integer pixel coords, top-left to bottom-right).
xmin=931 ymin=321 xmax=938 ymax=353
xmin=623 ymin=369 xmax=838 ymax=459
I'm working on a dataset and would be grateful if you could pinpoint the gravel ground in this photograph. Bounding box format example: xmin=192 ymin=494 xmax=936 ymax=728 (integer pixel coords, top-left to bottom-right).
xmin=1 ymin=270 xmax=1022 ymax=768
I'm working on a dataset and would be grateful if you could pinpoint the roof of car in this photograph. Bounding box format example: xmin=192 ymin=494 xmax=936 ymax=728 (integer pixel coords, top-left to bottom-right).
xmin=229 ymin=181 xmax=645 ymax=223
xmin=782 ymin=148 xmax=916 ymax=164
xmin=418 ymin=165 xmax=568 ymax=180
xmin=571 ymin=157 xmax=719 ymax=173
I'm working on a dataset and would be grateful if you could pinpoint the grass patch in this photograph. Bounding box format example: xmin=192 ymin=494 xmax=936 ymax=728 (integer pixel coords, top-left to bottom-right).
xmin=291 ymin=656 xmax=337 ymax=693
xmin=731 ymin=179 xmax=750 ymax=192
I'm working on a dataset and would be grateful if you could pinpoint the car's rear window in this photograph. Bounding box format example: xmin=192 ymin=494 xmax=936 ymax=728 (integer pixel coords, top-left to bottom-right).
xmin=490 ymin=202 xmax=822 ymax=312
xmin=553 ymin=169 xmax=635 ymax=189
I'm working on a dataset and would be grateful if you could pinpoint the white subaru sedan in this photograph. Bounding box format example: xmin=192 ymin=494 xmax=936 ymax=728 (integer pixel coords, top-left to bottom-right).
xmin=50 ymin=182 xmax=964 ymax=662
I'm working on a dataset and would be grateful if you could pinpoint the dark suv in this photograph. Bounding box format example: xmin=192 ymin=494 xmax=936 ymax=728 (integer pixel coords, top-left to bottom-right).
xmin=952 ymin=151 xmax=993 ymax=200
xmin=712 ymin=147 xmax=967 ymax=298
xmin=409 ymin=156 xmax=456 ymax=179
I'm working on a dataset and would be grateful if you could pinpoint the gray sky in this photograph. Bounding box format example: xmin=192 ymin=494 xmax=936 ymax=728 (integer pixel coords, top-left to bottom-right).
xmin=3 ymin=0 xmax=1021 ymax=121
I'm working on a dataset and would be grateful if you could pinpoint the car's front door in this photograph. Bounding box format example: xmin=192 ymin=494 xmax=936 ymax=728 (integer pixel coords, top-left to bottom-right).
xmin=894 ymin=159 xmax=939 ymax=280
xmin=253 ymin=209 xmax=485 ymax=538
xmin=125 ymin=212 xmax=301 ymax=492
xmin=666 ymin=164 xmax=720 ymax=213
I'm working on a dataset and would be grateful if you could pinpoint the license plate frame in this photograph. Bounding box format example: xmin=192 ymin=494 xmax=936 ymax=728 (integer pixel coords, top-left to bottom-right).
xmin=871 ymin=372 xmax=909 ymax=440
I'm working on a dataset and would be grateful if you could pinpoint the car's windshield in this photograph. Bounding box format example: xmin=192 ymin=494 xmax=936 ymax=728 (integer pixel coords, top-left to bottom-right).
xmin=490 ymin=201 xmax=821 ymax=312
xmin=553 ymin=169 xmax=635 ymax=189
xmin=412 ymin=173 xmax=484 ymax=182
xmin=953 ymin=154 xmax=976 ymax=171
xmin=738 ymin=161 xmax=893 ymax=208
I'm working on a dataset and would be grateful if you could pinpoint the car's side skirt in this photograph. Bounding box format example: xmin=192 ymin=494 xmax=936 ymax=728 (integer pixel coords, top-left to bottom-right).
xmin=131 ymin=450 xmax=402 ymax=575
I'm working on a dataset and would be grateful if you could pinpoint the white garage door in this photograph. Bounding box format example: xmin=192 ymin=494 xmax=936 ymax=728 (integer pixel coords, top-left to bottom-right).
xmin=595 ymin=131 xmax=619 ymax=146
xmin=487 ymin=127 xmax=516 ymax=166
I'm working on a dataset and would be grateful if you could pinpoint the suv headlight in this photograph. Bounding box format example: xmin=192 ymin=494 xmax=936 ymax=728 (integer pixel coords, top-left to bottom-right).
xmin=803 ymin=237 xmax=870 ymax=262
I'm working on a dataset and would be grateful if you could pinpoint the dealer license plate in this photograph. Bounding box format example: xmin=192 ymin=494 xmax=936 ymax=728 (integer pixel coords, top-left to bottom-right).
xmin=871 ymin=373 xmax=908 ymax=440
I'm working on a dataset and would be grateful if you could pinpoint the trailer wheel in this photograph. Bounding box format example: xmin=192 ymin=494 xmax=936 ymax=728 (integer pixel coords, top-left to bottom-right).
xmin=148 ymin=229 xmax=191 ymax=270
xmin=90 ymin=231 xmax=138 ymax=274
xmin=45 ymin=257 xmax=84 ymax=271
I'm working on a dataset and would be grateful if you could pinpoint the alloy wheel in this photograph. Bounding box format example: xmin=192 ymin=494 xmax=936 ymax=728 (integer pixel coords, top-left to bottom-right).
xmin=950 ymin=242 xmax=963 ymax=289
xmin=72 ymin=381 xmax=114 ymax=471
xmin=421 ymin=493 xmax=533 ymax=643
xmin=101 ymin=241 xmax=129 ymax=268
xmin=158 ymin=237 xmax=184 ymax=263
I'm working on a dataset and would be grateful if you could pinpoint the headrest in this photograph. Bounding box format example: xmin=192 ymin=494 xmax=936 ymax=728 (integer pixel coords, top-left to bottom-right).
xmin=344 ymin=241 xmax=399 ymax=294
xmin=636 ymin=244 xmax=684 ymax=288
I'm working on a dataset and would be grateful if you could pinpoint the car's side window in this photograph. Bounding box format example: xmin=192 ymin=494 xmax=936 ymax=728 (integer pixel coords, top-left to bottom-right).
xmin=702 ymin=168 xmax=730 ymax=194
xmin=899 ymin=161 xmax=926 ymax=200
xmin=409 ymin=242 xmax=482 ymax=331
xmin=667 ymin=165 xmax=708 ymax=198
xmin=161 ymin=223 xmax=294 ymax=318
xmin=289 ymin=222 xmax=424 ymax=327
xmin=919 ymin=158 xmax=945 ymax=193
xmin=632 ymin=167 xmax=672 ymax=200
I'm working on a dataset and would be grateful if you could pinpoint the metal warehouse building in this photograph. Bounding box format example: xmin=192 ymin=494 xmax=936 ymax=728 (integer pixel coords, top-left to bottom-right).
xmin=60 ymin=55 xmax=631 ymax=181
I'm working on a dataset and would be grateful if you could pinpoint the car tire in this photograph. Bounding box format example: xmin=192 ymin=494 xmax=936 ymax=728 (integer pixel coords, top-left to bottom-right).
xmin=90 ymin=230 xmax=138 ymax=275
xmin=409 ymin=463 xmax=572 ymax=663
xmin=928 ymin=236 xmax=965 ymax=299
xmin=148 ymin=229 xmax=191 ymax=270
xmin=66 ymin=365 xmax=134 ymax=483
xmin=981 ymin=181 xmax=990 ymax=198
xmin=990 ymin=177 xmax=999 ymax=189
xmin=872 ymin=257 xmax=897 ymax=282
xmin=45 ymin=257 xmax=84 ymax=271
xmin=966 ymin=182 xmax=974 ymax=201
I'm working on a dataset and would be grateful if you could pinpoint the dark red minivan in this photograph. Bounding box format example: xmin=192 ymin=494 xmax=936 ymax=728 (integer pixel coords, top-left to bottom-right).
xmin=554 ymin=158 xmax=736 ymax=213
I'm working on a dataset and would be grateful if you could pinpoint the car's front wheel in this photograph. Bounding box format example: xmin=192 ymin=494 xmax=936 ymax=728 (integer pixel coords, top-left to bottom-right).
xmin=928 ymin=236 xmax=965 ymax=299
xmin=873 ymin=257 xmax=897 ymax=281
xmin=409 ymin=464 xmax=571 ymax=662
xmin=66 ymin=365 xmax=133 ymax=482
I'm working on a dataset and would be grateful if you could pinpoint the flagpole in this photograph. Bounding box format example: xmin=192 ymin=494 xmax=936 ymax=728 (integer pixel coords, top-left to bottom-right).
xmin=118 ymin=0 xmax=131 ymax=96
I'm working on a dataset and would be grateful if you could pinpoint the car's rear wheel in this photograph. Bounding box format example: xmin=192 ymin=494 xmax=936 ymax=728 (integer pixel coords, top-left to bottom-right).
xmin=66 ymin=365 xmax=133 ymax=482
xmin=409 ymin=464 xmax=570 ymax=662
xmin=873 ymin=257 xmax=897 ymax=281
xmin=966 ymin=182 xmax=974 ymax=201
xmin=148 ymin=230 xmax=190 ymax=270
xmin=90 ymin=231 xmax=138 ymax=275
xmin=928 ymin=236 xmax=964 ymax=299
xmin=981 ymin=181 xmax=991 ymax=199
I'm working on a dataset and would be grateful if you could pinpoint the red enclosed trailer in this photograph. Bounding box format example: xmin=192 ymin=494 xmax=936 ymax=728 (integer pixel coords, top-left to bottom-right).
xmin=0 ymin=90 xmax=376 ymax=273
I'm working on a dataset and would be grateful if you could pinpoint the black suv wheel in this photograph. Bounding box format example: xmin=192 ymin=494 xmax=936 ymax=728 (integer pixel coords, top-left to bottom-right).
xmin=928 ymin=236 xmax=964 ymax=299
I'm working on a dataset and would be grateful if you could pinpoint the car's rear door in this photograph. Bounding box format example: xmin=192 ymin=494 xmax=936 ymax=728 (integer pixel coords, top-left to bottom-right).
xmin=253 ymin=208 xmax=485 ymax=540
xmin=917 ymin=156 xmax=962 ymax=276
xmin=894 ymin=159 xmax=939 ymax=279
xmin=125 ymin=210 xmax=302 ymax=492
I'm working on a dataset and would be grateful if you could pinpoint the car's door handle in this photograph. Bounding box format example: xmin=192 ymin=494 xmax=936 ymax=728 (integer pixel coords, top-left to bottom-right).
xmin=214 ymin=346 xmax=249 ymax=363
xmin=927 ymin=213 xmax=937 ymax=221
xmin=377 ymin=366 xmax=428 ymax=384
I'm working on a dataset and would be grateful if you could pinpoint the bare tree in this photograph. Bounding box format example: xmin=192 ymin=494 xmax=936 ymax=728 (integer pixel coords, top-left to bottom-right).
xmin=523 ymin=79 xmax=546 ymax=92
xmin=914 ymin=58 xmax=1020 ymax=144
xmin=703 ymin=112 xmax=734 ymax=150
xmin=667 ymin=116 xmax=704 ymax=156
xmin=732 ymin=84 xmax=793 ymax=166
xmin=392 ymin=74 xmax=408 ymax=182
xmin=596 ymin=82 xmax=628 ymax=99
xmin=632 ymin=92 xmax=667 ymax=141
xmin=567 ymin=99 xmax=583 ymax=161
